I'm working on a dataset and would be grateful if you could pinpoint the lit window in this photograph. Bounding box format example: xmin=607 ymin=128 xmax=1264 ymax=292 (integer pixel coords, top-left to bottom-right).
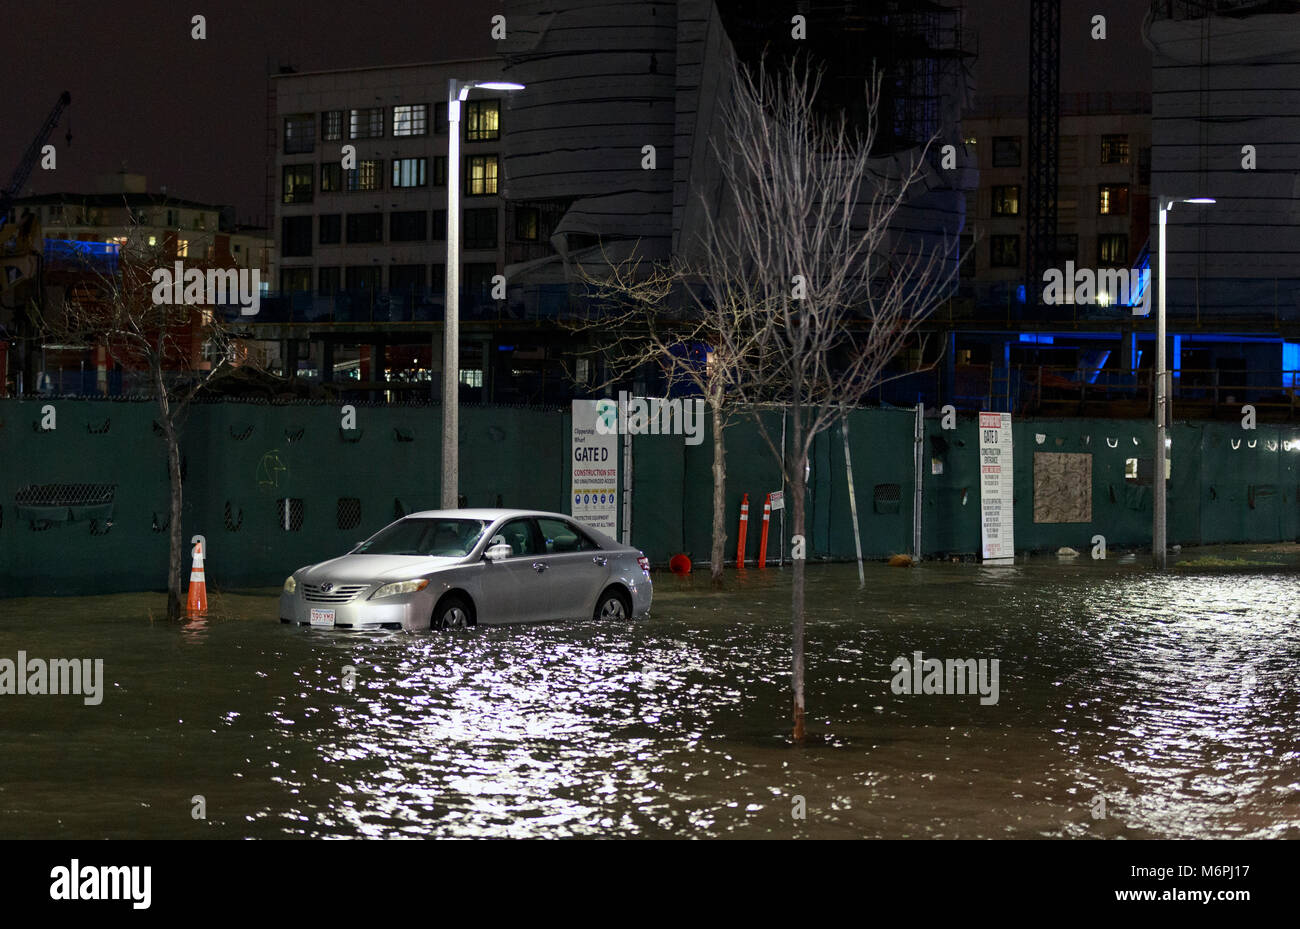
xmin=459 ymin=369 xmax=483 ymax=388
xmin=177 ymin=239 xmax=189 ymax=257
xmin=466 ymin=155 xmax=498 ymax=196
xmin=322 ymin=110 xmax=344 ymax=142
xmin=348 ymin=107 xmax=384 ymax=140
xmin=392 ymin=104 xmax=427 ymax=137
xmin=991 ymin=185 xmax=1020 ymax=216
xmin=464 ymin=100 xmax=500 ymax=142
xmin=282 ymin=164 xmax=314 ymax=204
xmin=1097 ymin=234 xmax=1128 ymax=267
xmin=1098 ymin=185 xmax=1129 ymax=215
xmin=392 ymin=158 xmax=427 ymax=188
xmin=345 ymin=160 xmax=383 ymax=192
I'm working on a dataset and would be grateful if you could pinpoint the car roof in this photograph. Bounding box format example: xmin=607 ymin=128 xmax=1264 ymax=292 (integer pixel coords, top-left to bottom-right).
xmin=403 ymin=508 xmax=579 ymax=522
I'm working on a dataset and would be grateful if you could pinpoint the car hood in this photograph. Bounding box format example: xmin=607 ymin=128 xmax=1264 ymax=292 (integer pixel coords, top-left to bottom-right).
xmin=299 ymin=553 xmax=467 ymax=584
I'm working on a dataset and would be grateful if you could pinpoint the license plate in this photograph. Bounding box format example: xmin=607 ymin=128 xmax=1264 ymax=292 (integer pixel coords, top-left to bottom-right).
xmin=309 ymin=608 xmax=336 ymax=627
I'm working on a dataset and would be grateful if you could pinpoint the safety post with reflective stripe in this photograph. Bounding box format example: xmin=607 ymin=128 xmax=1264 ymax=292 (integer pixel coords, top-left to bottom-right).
xmin=758 ymin=493 xmax=772 ymax=568
xmin=736 ymin=492 xmax=749 ymax=569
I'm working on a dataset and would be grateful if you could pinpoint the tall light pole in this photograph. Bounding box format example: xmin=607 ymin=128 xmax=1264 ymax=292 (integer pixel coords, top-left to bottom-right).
xmin=442 ymin=78 xmax=524 ymax=509
xmin=1154 ymin=195 xmax=1214 ymax=569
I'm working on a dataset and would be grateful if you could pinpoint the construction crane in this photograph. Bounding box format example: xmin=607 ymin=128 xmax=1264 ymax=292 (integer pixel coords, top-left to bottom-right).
xmin=1 ymin=90 xmax=72 ymax=395
xmin=1025 ymin=2 xmax=1059 ymax=315
xmin=0 ymin=90 xmax=72 ymax=234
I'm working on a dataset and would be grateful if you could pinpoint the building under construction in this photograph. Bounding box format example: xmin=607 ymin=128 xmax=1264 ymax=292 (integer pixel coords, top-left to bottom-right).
xmin=251 ymin=0 xmax=977 ymax=405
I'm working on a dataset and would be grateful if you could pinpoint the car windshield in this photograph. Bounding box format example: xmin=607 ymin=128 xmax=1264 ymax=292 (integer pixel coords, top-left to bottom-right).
xmin=353 ymin=518 xmax=488 ymax=557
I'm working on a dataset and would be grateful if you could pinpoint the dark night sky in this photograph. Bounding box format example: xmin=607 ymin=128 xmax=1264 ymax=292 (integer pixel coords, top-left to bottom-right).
xmin=0 ymin=1 xmax=1149 ymax=225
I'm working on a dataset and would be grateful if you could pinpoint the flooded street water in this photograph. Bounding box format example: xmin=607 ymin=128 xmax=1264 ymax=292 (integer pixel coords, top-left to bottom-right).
xmin=2 ymin=549 xmax=1299 ymax=839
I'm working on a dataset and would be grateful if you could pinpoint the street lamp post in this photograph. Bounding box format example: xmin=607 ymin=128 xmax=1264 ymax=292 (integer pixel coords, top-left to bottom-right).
xmin=442 ymin=78 xmax=524 ymax=509
xmin=1154 ymin=195 xmax=1214 ymax=570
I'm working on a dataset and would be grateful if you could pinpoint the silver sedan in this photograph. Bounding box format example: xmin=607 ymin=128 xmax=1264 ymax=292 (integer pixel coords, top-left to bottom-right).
xmin=279 ymin=508 xmax=652 ymax=631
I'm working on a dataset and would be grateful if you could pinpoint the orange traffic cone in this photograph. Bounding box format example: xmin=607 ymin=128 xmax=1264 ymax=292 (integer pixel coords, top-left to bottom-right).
xmin=187 ymin=538 xmax=208 ymax=617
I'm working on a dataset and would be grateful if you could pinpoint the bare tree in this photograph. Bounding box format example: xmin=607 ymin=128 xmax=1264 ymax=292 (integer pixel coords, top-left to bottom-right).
xmin=571 ymin=250 xmax=766 ymax=586
xmin=50 ymin=227 xmax=254 ymax=619
xmin=701 ymin=60 xmax=959 ymax=741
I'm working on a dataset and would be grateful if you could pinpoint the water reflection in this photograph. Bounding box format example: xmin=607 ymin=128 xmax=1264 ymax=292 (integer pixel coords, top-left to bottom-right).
xmin=1 ymin=554 xmax=1298 ymax=838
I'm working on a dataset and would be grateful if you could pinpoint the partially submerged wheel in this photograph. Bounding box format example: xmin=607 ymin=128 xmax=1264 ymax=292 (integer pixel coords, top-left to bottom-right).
xmin=593 ymin=587 xmax=632 ymax=622
xmin=433 ymin=595 xmax=472 ymax=630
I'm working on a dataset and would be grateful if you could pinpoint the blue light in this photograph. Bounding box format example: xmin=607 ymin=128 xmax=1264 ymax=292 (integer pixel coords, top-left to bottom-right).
xmin=1019 ymin=334 xmax=1054 ymax=345
xmin=1284 ymin=342 xmax=1300 ymax=388
xmin=1087 ymin=350 xmax=1112 ymax=384
xmin=1173 ymin=335 xmax=1182 ymax=379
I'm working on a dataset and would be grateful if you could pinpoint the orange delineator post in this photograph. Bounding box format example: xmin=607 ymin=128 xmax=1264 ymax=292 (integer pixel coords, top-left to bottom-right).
xmin=186 ymin=538 xmax=208 ymax=617
xmin=758 ymin=493 xmax=772 ymax=568
xmin=736 ymin=493 xmax=749 ymax=569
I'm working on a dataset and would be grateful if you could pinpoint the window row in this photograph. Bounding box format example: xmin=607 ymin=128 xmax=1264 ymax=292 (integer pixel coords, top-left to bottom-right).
xmin=281 ymin=208 xmax=499 ymax=255
xmin=989 ymin=134 xmax=1138 ymax=167
xmin=988 ymin=233 xmax=1130 ymax=268
xmin=988 ymin=184 xmax=1131 ymax=217
xmin=278 ymin=263 xmax=499 ymax=295
xmin=282 ymin=155 xmax=497 ymax=203
xmin=283 ymin=100 xmax=500 ymax=152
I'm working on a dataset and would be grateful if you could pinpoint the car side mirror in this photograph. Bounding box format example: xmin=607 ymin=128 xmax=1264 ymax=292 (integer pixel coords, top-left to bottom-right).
xmin=484 ymin=543 xmax=512 ymax=563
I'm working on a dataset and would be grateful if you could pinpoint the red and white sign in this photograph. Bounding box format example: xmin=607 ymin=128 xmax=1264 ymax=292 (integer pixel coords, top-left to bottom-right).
xmin=979 ymin=411 xmax=1015 ymax=563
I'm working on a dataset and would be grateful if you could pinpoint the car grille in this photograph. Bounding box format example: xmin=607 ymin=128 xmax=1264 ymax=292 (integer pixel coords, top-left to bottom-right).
xmin=302 ymin=583 xmax=369 ymax=603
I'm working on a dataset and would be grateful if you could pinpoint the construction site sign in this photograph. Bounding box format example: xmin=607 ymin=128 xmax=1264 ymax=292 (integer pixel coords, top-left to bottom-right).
xmin=979 ymin=411 xmax=1015 ymax=563
xmin=571 ymin=400 xmax=619 ymax=536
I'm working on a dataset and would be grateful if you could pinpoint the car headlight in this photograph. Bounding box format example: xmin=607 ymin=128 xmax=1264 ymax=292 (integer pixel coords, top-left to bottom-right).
xmin=369 ymin=578 xmax=430 ymax=599
xmin=283 ymin=575 xmax=297 ymax=594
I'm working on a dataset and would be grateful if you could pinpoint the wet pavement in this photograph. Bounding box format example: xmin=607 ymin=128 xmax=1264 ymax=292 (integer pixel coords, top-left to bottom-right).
xmin=1 ymin=546 xmax=1298 ymax=838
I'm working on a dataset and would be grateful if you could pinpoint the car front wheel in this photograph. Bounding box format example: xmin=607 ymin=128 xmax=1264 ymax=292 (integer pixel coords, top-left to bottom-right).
xmin=433 ymin=595 xmax=472 ymax=630
xmin=593 ymin=588 xmax=632 ymax=622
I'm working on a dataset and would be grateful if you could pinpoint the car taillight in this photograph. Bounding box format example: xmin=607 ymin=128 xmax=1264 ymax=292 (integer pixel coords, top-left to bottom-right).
xmin=637 ymin=555 xmax=650 ymax=573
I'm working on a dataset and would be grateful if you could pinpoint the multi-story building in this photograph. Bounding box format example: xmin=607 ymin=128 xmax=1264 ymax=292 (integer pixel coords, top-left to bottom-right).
xmin=944 ymin=95 xmax=1156 ymax=413
xmin=0 ymin=172 xmax=271 ymax=396
xmin=962 ymin=94 xmax=1152 ymax=300
xmin=262 ymin=2 xmax=974 ymax=405
xmin=8 ymin=171 xmax=271 ymax=275
xmin=268 ymin=58 xmax=513 ymax=398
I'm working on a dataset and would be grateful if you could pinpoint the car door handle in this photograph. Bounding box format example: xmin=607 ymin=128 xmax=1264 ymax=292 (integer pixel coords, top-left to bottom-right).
xmin=532 ymin=561 xmax=548 ymax=573
xmin=592 ymin=555 xmax=608 ymax=566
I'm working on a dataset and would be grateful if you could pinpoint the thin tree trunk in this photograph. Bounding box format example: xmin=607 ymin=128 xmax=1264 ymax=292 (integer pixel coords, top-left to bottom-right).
xmin=709 ymin=393 xmax=726 ymax=587
xmin=789 ymin=399 xmax=807 ymax=743
xmin=156 ymin=366 xmax=184 ymax=620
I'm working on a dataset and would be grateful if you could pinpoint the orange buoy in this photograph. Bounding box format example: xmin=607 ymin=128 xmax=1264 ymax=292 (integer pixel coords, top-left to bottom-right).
xmin=186 ymin=537 xmax=208 ymax=616
xmin=888 ymin=553 xmax=914 ymax=567
xmin=736 ymin=493 xmax=749 ymax=569
xmin=669 ymin=554 xmax=692 ymax=575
